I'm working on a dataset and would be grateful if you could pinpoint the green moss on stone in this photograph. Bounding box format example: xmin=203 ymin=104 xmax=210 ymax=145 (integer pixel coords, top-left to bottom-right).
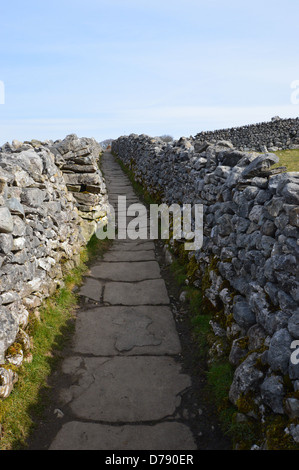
xmin=264 ymin=415 xmax=299 ymax=450
xmin=6 ymin=344 xmax=22 ymax=357
xmin=236 ymin=391 xmax=258 ymax=415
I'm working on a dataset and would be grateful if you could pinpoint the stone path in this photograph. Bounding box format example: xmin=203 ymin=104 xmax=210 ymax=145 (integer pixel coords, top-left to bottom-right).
xmin=46 ymin=151 xmax=198 ymax=450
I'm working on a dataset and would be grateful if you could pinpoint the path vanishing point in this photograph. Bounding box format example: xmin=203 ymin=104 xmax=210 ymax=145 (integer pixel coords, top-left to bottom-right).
xmin=28 ymin=151 xmax=230 ymax=451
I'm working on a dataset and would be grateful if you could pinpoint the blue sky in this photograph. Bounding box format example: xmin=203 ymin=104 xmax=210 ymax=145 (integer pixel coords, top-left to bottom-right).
xmin=0 ymin=0 xmax=298 ymax=144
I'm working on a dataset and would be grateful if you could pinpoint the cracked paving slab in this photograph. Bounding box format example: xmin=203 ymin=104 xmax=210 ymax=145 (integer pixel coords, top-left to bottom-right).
xmin=59 ymin=356 xmax=191 ymax=422
xmin=49 ymin=421 xmax=197 ymax=450
xmin=78 ymin=278 xmax=103 ymax=301
xmin=72 ymin=306 xmax=181 ymax=356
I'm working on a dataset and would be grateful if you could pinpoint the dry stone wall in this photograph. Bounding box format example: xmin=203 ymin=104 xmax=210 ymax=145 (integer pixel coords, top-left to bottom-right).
xmin=0 ymin=134 xmax=108 ymax=398
xmin=112 ymin=130 xmax=299 ymax=447
xmin=46 ymin=134 xmax=108 ymax=241
xmin=194 ymin=117 xmax=299 ymax=152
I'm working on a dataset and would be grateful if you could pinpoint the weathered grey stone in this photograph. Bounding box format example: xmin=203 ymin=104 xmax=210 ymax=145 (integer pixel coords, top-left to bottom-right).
xmin=63 ymin=172 xmax=102 ymax=186
xmin=229 ymin=338 xmax=248 ymax=366
xmin=251 ymin=177 xmax=269 ymax=189
xmin=265 ymin=197 xmax=284 ymax=217
xmin=263 ymin=310 xmax=290 ymax=335
xmin=225 ymin=166 xmax=243 ymax=188
xmin=282 ymin=183 xmax=299 ymax=204
xmin=241 ymin=153 xmax=279 ymax=179
xmin=248 ymin=205 xmax=264 ymax=224
xmin=272 ymin=254 xmax=296 ymax=273
xmin=72 ymin=192 xmax=101 ymax=206
xmin=285 ymin=398 xmax=299 ymax=419
xmin=0 ymin=368 xmax=18 ymax=398
xmin=243 ymin=186 xmax=259 ymax=200
xmin=267 ymin=328 xmax=293 ymax=374
xmin=233 ymin=296 xmax=256 ymax=330
xmin=0 ymin=292 xmax=20 ymax=305
xmin=288 ymin=311 xmax=299 ymax=339
xmin=278 ymin=290 xmax=297 ymax=312
xmin=0 ymin=306 xmax=19 ymax=363
xmin=260 ymin=375 xmax=285 ymax=414
xmin=6 ymin=197 xmax=25 ymax=218
xmin=220 ymin=151 xmax=245 ymax=167
xmin=0 ymin=233 xmax=13 ymax=254
xmin=289 ymin=207 xmax=299 ymax=227
xmin=12 ymin=216 xmax=26 ymax=237
xmin=21 ymin=188 xmax=46 ymax=208
xmin=0 ymin=207 xmax=13 ymax=233
xmin=260 ymin=235 xmax=275 ymax=255
xmin=261 ymin=219 xmax=276 ymax=237
xmin=274 ymin=211 xmax=289 ymax=230
xmin=255 ymin=188 xmax=272 ymax=204
xmin=248 ymin=324 xmax=267 ymax=350
xmin=12 ymin=237 xmax=26 ymax=252
xmin=229 ymin=353 xmax=264 ymax=405
xmin=287 ymin=424 xmax=299 ymax=444
xmin=61 ymin=163 xmax=97 ymax=173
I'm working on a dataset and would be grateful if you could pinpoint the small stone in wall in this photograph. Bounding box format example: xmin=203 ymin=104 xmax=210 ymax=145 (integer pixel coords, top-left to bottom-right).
xmin=229 ymin=353 xmax=264 ymax=405
xmin=233 ymin=296 xmax=256 ymax=330
xmin=260 ymin=375 xmax=285 ymax=414
xmin=267 ymin=328 xmax=293 ymax=375
xmin=285 ymin=398 xmax=299 ymax=419
xmin=285 ymin=424 xmax=299 ymax=444
xmin=0 ymin=368 xmax=18 ymax=399
xmin=0 ymin=207 xmax=13 ymax=233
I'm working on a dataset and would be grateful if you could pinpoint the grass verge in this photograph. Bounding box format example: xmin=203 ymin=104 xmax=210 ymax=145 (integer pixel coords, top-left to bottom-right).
xmin=0 ymin=235 xmax=112 ymax=450
xmin=169 ymin=252 xmax=258 ymax=448
xmin=274 ymin=149 xmax=299 ymax=172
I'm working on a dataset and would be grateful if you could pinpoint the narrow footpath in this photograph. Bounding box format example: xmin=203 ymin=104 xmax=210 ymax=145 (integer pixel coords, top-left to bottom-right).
xmin=28 ymin=151 xmax=230 ymax=450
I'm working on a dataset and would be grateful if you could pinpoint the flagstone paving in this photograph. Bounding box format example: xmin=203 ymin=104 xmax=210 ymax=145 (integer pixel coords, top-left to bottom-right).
xmin=44 ymin=151 xmax=198 ymax=450
xmin=88 ymin=260 xmax=162 ymax=282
